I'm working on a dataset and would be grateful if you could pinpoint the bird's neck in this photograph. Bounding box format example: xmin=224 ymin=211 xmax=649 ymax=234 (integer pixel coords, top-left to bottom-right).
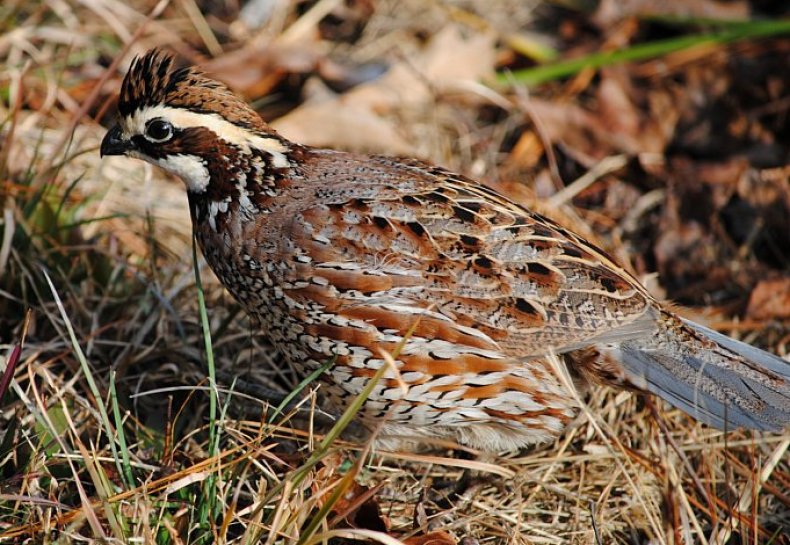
xmin=187 ymin=130 xmax=301 ymax=232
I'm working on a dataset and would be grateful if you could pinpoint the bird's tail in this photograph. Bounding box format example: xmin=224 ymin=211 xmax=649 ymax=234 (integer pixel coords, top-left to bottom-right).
xmin=603 ymin=312 xmax=790 ymax=431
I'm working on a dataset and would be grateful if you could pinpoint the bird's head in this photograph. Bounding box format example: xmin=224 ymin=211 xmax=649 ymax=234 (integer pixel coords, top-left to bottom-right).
xmin=101 ymin=49 xmax=292 ymax=196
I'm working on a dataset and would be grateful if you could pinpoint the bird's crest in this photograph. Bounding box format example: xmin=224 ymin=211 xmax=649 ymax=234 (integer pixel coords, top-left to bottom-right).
xmin=118 ymin=49 xmax=261 ymax=128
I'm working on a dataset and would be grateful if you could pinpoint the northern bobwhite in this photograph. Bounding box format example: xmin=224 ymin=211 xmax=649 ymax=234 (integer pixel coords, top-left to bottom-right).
xmin=101 ymin=50 xmax=790 ymax=451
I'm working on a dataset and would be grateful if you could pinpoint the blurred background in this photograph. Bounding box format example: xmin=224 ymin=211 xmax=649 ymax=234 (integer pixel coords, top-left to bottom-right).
xmin=1 ymin=1 xmax=789 ymax=543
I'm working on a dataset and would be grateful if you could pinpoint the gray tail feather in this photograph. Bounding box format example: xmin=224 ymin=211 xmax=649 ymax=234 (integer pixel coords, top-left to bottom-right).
xmin=610 ymin=314 xmax=790 ymax=432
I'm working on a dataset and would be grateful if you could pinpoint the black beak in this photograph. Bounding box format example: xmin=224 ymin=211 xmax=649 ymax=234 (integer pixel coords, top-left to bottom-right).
xmin=100 ymin=124 xmax=130 ymax=157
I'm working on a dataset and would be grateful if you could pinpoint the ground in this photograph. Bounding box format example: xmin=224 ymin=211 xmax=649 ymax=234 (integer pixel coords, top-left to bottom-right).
xmin=1 ymin=1 xmax=789 ymax=543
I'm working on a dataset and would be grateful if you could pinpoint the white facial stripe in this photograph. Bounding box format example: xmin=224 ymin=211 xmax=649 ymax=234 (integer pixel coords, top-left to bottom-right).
xmin=129 ymin=149 xmax=210 ymax=193
xmin=123 ymin=105 xmax=290 ymax=168
xmin=159 ymin=155 xmax=210 ymax=193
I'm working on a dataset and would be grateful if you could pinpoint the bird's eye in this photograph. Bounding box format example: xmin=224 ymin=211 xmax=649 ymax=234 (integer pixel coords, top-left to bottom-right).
xmin=145 ymin=119 xmax=174 ymax=142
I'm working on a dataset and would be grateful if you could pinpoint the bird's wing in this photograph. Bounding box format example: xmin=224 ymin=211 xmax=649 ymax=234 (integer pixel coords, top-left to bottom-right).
xmin=278 ymin=152 xmax=658 ymax=359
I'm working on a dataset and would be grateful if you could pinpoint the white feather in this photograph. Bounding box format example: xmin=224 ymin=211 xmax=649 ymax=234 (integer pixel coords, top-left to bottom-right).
xmin=123 ymin=105 xmax=290 ymax=170
xmin=151 ymin=154 xmax=209 ymax=193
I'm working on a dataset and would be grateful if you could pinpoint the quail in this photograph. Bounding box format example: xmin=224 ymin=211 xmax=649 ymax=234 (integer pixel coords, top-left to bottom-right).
xmin=101 ymin=50 xmax=790 ymax=451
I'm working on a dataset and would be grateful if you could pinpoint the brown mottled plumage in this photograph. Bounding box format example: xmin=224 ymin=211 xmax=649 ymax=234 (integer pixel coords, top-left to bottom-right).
xmin=101 ymin=50 xmax=790 ymax=451
xmin=118 ymin=51 xmax=259 ymax=127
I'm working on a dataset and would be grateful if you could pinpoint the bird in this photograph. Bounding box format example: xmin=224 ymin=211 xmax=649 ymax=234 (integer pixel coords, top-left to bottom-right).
xmin=101 ymin=49 xmax=790 ymax=452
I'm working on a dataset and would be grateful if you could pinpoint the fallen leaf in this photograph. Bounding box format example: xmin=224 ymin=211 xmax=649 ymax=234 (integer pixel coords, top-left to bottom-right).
xmin=273 ymin=24 xmax=496 ymax=155
xmin=204 ymin=44 xmax=321 ymax=98
xmin=330 ymin=480 xmax=389 ymax=532
xmin=597 ymin=68 xmax=675 ymax=154
xmin=747 ymin=278 xmax=790 ymax=320
xmin=273 ymin=83 xmax=414 ymax=155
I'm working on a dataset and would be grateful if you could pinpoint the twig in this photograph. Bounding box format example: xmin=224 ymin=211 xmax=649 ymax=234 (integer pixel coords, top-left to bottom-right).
xmin=278 ymin=0 xmax=343 ymax=45
xmin=646 ymin=398 xmax=713 ymax=506
xmin=713 ymin=438 xmax=790 ymax=544
xmin=589 ymin=500 xmax=603 ymax=545
xmin=510 ymin=82 xmax=564 ymax=192
xmin=548 ymin=154 xmax=629 ymax=207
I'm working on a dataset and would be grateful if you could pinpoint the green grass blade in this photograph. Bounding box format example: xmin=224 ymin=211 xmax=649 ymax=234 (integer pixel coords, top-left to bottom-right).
xmin=109 ymin=369 xmax=135 ymax=489
xmin=191 ymin=236 xmax=220 ymax=540
xmin=294 ymin=312 xmax=428 ymax=541
xmin=55 ymin=213 xmax=130 ymax=231
xmin=290 ymin=359 xmax=390 ymax=490
xmin=54 ymin=171 xmax=86 ymax=221
xmin=298 ymin=464 xmax=357 ymax=544
xmin=268 ymin=356 xmax=336 ymax=424
xmin=43 ymin=269 xmax=127 ymax=493
xmin=497 ymin=19 xmax=790 ymax=86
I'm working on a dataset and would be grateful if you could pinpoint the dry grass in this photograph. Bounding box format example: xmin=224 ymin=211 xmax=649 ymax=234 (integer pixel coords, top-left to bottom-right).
xmin=1 ymin=1 xmax=789 ymax=544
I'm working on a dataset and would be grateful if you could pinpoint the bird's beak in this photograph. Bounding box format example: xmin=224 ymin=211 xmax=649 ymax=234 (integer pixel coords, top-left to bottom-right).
xmin=100 ymin=124 xmax=131 ymax=157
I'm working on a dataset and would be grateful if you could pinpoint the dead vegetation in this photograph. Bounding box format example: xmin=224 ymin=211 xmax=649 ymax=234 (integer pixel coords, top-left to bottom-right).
xmin=1 ymin=0 xmax=789 ymax=543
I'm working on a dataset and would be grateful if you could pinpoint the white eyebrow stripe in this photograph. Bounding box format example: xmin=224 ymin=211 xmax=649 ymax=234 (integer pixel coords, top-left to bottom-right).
xmin=123 ymin=105 xmax=290 ymax=167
